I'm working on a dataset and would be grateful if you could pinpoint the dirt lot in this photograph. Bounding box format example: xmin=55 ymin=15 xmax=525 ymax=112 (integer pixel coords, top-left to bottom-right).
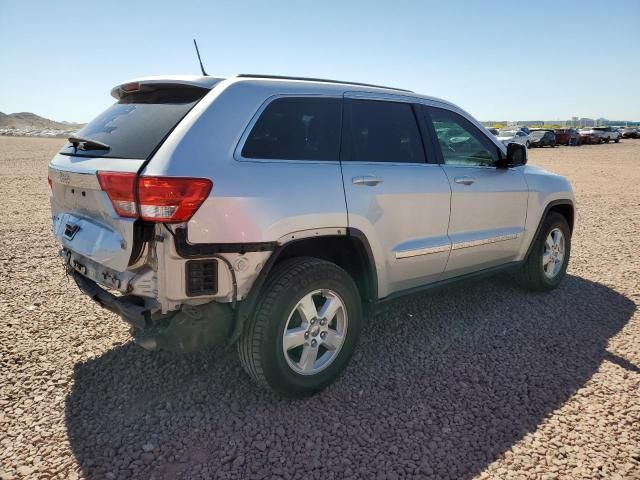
xmin=1 ymin=136 xmax=639 ymax=480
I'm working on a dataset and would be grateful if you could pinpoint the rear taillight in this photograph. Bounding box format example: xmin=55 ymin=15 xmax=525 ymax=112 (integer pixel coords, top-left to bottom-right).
xmin=97 ymin=172 xmax=212 ymax=223
xmin=97 ymin=172 xmax=137 ymax=218
xmin=137 ymin=176 xmax=212 ymax=222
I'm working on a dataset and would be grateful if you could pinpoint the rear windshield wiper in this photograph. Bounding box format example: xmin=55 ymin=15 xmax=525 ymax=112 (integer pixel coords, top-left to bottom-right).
xmin=68 ymin=136 xmax=111 ymax=151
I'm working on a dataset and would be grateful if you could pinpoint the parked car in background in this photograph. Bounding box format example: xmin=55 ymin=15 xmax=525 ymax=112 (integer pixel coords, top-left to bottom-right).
xmin=497 ymin=129 xmax=530 ymax=147
xmin=529 ymin=129 xmax=556 ymax=148
xmin=622 ymin=127 xmax=639 ymax=138
xmin=554 ymin=128 xmax=581 ymax=146
xmin=597 ymin=126 xmax=621 ymax=143
xmin=578 ymin=129 xmax=603 ymax=145
xmin=487 ymin=127 xmax=499 ymax=136
xmin=580 ymin=127 xmax=620 ymax=143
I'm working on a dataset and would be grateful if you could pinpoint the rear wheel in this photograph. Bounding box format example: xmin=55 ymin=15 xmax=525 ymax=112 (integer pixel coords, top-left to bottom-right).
xmin=238 ymin=257 xmax=362 ymax=397
xmin=518 ymin=212 xmax=571 ymax=291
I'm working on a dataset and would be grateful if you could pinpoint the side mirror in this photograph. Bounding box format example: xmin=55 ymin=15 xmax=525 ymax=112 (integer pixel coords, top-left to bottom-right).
xmin=498 ymin=142 xmax=527 ymax=168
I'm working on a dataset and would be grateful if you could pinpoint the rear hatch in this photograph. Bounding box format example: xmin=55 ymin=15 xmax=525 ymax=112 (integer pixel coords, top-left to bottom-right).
xmin=49 ymin=80 xmax=215 ymax=275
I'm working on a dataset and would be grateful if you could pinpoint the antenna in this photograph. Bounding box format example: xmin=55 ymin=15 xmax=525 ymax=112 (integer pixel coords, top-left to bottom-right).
xmin=193 ymin=39 xmax=208 ymax=76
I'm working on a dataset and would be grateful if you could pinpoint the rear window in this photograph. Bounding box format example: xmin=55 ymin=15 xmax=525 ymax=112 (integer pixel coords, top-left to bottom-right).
xmin=241 ymin=97 xmax=342 ymax=161
xmin=59 ymin=84 xmax=209 ymax=159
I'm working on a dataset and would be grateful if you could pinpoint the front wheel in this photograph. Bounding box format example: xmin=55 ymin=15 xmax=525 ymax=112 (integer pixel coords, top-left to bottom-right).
xmin=517 ymin=212 xmax=571 ymax=291
xmin=238 ymin=257 xmax=362 ymax=396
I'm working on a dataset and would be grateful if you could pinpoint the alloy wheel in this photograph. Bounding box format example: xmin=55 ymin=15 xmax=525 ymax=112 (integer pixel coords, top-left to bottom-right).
xmin=542 ymin=228 xmax=565 ymax=279
xmin=282 ymin=289 xmax=348 ymax=375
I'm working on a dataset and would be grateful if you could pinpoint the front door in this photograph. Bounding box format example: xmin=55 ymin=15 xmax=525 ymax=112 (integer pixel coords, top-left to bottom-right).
xmin=423 ymin=105 xmax=528 ymax=277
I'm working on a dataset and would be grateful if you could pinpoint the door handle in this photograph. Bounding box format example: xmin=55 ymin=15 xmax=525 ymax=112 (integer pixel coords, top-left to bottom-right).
xmin=352 ymin=176 xmax=383 ymax=186
xmin=454 ymin=176 xmax=476 ymax=185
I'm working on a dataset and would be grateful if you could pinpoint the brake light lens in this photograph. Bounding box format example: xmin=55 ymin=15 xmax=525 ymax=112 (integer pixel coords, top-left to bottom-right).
xmin=121 ymin=82 xmax=140 ymax=93
xmin=97 ymin=172 xmax=212 ymax=223
xmin=97 ymin=172 xmax=137 ymax=218
xmin=138 ymin=176 xmax=212 ymax=222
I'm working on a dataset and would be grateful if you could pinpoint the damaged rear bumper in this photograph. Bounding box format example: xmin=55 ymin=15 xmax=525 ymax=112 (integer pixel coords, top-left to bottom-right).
xmin=71 ymin=269 xmax=150 ymax=329
xmin=71 ymin=268 xmax=235 ymax=352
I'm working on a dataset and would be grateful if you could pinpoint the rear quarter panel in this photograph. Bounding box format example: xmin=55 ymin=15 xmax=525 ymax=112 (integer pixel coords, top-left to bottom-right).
xmin=143 ymin=80 xmax=348 ymax=244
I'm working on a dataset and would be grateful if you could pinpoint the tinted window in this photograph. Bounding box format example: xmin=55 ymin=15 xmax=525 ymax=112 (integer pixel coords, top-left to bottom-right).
xmin=342 ymin=99 xmax=425 ymax=163
xmin=242 ymin=97 xmax=341 ymax=161
xmin=426 ymin=107 xmax=498 ymax=167
xmin=59 ymin=85 xmax=208 ymax=159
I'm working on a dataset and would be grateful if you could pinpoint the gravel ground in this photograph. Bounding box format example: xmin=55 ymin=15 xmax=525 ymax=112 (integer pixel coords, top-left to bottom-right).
xmin=1 ymin=136 xmax=639 ymax=480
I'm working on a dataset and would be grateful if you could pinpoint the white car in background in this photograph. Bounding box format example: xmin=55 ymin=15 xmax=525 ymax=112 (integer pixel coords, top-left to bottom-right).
xmin=579 ymin=127 xmax=621 ymax=143
xmin=497 ymin=129 xmax=530 ymax=148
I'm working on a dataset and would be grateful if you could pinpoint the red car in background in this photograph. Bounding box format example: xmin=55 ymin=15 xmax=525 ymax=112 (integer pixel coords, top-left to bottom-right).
xmin=554 ymin=128 xmax=581 ymax=146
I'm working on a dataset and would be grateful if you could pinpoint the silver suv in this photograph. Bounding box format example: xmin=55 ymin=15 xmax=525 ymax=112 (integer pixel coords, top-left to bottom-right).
xmin=48 ymin=74 xmax=575 ymax=396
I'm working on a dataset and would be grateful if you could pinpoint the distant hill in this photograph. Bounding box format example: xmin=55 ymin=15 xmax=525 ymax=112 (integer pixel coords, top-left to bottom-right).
xmin=0 ymin=112 xmax=84 ymax=131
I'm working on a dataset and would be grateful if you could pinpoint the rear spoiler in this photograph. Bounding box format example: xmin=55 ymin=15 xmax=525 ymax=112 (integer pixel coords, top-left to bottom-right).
xmin=110 ymin=75 xmax=224 ymax=100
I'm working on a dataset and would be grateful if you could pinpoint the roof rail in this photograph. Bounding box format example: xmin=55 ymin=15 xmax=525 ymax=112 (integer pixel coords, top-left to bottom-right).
xmin=235 ymin=74 xmax=413 ymax=93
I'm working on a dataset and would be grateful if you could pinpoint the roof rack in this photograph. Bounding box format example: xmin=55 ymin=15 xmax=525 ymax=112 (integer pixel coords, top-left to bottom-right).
xmin=235 ymin=74 xmax=413 ymax=93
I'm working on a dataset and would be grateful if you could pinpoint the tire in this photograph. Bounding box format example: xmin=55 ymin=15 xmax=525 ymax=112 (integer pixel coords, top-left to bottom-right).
xmin=237 ymin=257 xmax=363 ymax=397
xmin=604 ymin=137 xmax=610 ymax=143
xmin=526 ymin=141 xmax=530 ymax=148
xmin=517 ymin=212 xmax=571 ymax=291
xmin=615 ymin=137 xmax=620 ymax=143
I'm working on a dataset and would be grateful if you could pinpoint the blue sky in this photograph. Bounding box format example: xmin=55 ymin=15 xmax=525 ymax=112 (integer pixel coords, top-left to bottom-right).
xmin=1 ymin=0 xmax=638 ymax=123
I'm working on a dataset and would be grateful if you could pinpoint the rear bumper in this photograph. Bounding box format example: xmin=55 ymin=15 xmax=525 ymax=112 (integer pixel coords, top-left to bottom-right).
xmin=71 ymin=269 xmax=150 ymax=329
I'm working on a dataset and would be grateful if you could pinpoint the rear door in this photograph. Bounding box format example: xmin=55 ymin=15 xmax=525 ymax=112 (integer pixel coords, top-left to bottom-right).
xmin=423 ymin=105 xmax=528 ymax=277
xmin=340 ymin=94 xmax=452 ymax=297
xmin=49 ymin=83 xmax=210 ymax=272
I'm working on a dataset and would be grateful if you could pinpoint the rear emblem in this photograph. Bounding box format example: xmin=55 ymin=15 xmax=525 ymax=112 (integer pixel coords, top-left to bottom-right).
xmin=63 ymin=223 xmax=81 ymax=240
xmin=58 ymin=170 xmax=71 ymax=184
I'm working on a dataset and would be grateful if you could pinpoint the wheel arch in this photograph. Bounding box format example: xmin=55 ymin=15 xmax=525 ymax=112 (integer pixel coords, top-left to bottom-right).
xmin=548 ymin=202 xmax=574 ymax=233
xmin=273 ymin=230 xmax=378 ymax=305
xmin=525 ymin=199 xmax=574 ymax=260
xmin=229 ymin=230 xmax=378 ymax=345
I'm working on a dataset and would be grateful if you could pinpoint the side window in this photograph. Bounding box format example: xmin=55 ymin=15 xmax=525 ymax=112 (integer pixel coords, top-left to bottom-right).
xmin=342 ymin=99 xmax=426 ymax=163
xmin=242 ymin=97 xmax=341 ymax=161
xmin=425 ymin=106 xmax=498 ymax=167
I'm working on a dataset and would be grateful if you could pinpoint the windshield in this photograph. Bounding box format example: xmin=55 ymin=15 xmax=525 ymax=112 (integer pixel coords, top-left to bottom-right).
xmin=59 ymin=85 xmax=209 ymax=159
xmin=498 ymin=130 xmax=517 ymax=136
xmin=529 ymin=131 xmax=546 ymax=138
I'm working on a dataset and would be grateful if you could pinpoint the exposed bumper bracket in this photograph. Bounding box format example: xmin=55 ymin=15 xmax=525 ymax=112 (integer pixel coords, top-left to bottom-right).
xmin=70 ymin=269 xmax=149 ymax=329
